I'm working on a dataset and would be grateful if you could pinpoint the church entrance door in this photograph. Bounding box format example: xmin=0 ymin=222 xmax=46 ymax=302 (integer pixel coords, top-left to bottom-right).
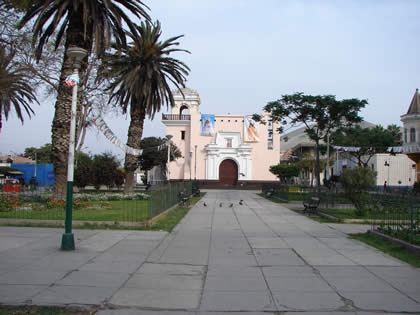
xmin=219 ymin=159 xmax=238 ymax=185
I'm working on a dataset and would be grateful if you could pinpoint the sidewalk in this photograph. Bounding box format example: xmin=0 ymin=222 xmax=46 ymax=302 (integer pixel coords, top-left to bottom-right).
xmin=0 ymin=190 xmax=419 ymax=314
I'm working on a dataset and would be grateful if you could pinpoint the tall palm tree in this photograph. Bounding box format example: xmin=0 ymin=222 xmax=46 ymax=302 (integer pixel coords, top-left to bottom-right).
xmin=0 ymin=45 xmax=38 ymax=133
xmin=100 ymin=21 xmax=190 ymax=192
xmin=19 ymin=0 xmax=149 ymax=196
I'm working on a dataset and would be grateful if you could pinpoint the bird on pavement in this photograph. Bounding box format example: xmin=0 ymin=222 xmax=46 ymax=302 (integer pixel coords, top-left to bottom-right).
xmin=203 ymin=202 xmax=207 ymax=207
xmin=229 ymin=203 xmax=233 ymax=207
xmin=219 ymin=202 xmax=222 ymax=207
xmin=239 ymin=200 xmax=243 ymax=205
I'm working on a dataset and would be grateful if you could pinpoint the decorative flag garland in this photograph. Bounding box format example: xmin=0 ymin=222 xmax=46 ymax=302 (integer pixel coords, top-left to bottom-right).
xmin=64 ymin=73 xmax=80 ymax=87
xmin=92 ymin=115 xmax=167 ymax=156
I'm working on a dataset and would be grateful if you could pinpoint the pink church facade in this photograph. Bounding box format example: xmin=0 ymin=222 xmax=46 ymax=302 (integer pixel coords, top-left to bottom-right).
xmin=162 ymin=88 xmax=281 ymax=185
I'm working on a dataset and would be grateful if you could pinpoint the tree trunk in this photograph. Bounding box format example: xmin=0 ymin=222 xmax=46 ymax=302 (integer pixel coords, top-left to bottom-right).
xmin=124 ymin=105 xmax=146 ymax=193
xmin=51 ymin=13 xmax=91 ymax=198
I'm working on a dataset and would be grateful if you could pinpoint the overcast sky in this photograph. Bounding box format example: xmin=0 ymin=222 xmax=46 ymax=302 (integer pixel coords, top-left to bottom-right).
xmin=1 ymin=0 xmax=419 ymax=163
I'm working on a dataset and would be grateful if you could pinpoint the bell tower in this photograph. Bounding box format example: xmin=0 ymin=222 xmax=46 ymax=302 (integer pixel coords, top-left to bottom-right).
xmin=400 ymin=88 xmax=420 ymax=181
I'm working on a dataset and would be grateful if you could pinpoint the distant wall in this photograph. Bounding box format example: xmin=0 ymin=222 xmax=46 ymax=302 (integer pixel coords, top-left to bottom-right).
xmin=11 ymin=164 xmax=54 ymax=186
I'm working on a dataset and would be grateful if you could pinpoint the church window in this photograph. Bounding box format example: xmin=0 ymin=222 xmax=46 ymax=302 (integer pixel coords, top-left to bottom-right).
xmin=410 ymin=128 xmax=416 ymax=143
xmin=226 ymin=138 xmax=232 ymax=148
xmin=181 ymin=130 xmax=185 ymax=140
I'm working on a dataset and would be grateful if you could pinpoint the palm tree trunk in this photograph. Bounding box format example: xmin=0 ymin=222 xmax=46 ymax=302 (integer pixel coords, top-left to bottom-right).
xmin=51 ymin=13 xmax=91 ymax=198
xmin=124 ymin=105 xmax=146 ymax=193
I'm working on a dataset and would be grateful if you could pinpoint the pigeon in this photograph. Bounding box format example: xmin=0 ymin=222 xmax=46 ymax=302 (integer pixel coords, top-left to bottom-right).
xmin=229 ymin=203 xmax=233 ymax=208
xmin=203 ymin=202 xmax=207 ymax=207
xmin=239 ymin=200 xmax=243 ymax=205
xmin=219 ymin=202 xmax=223 ymax=207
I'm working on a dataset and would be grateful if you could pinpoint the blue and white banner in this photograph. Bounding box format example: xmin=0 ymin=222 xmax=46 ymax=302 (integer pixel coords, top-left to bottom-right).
xmin=201 ymin=114 xmax=215 ymax=136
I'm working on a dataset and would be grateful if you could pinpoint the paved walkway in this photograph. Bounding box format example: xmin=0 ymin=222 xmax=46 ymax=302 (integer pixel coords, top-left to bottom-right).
xmin=0 ymin=190 xmax=419 ymax=314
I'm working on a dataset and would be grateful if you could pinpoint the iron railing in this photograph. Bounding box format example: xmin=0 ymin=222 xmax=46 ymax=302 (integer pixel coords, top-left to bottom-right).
xmin=162 ymin=114 xmax=191 ymax=121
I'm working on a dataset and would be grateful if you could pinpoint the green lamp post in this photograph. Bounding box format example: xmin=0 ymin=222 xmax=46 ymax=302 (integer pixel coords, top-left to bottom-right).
xmin=61 ymin=46 xmax=88 ymax=251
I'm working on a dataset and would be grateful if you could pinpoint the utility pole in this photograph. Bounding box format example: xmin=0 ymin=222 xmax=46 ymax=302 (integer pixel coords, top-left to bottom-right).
xmin=167 ymin=141 xmax=171 ymax=183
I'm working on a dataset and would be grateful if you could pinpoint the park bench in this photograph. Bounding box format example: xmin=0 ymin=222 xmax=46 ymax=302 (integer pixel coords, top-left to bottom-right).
xmin=303 ymin=196 xmax=320 ymax=214
xmin=265 ymin=188 xmax=275 ymax=198
xmin=178 ymin=191 xmax=190 ymax=206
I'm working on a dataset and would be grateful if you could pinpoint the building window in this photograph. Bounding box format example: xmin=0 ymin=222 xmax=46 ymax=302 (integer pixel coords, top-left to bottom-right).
xmin=268 ymin=140 xmax=273 ymax=150
xmin=404 ymin=128 xmax=408 ymax=143
xmin=181 ymin=130 xmax=185 ymax=140
xmin=410 ymin=128 xmax=416 ymax=143
xmin=226 ymin=138 xmax=232 ymax=148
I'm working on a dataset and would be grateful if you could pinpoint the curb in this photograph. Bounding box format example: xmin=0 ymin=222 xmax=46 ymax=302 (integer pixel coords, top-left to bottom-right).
xmin=368 ymin=229 xmax=420 ymax=256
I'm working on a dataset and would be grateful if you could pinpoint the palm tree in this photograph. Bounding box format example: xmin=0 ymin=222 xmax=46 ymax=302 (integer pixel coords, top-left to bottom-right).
xmin=100 ymin=21 xmax=190 ymax=192
xmin=19 ymin=0 xmax=149 ymax=196
xmin=0 ymin=45 xmax=38 ymax=133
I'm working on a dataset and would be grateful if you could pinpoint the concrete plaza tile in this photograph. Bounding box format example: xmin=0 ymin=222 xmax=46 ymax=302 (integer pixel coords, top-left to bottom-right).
xmin=206 ymin=265 xmax=261 ymax=277
xmin=138 ymin=263 xmax=205 ymax=276
xmin=32 ymin=285 xmax=116 ymax=305
xmin=0 ymin=270 xmax=67 ymax=285
xmin=288 ymin=313 xmax=356 ymax=315
xmin=254 ymin=248 xmax=305 ymax=266
xmin=316 ymin=265 xmax=373 ymax=278
xmin=247 ymin=237 xmax=289 ymax=249
xmin=325 ymin=276 xmax=399 ymax=292
xmin=0 ymin=284 xmax=48 ymax=303
xmin=266 ymin=276 xmax=334 ymax=292
xmin=262 ymin=265 xmax=317 ymax=278
xmin=125 ymin=274 xmax=203 ymax=290
xmin=199 ymin=290 xmax=276 ymax=311
xmin=78 ymin=259 xmax=141 ymax=273
xmin=56 ymin=270 xmax=131 ymax=288
xmin=204 ymin=275 xmax=268 ymax=292
xmin=198 ymin=312 xmax=268 ymax=315
xmin=339 ymin=250 xmax=406 ymax=266
xmin=273 ymin=291 xmax=344 ymax=311
xmin=342 ymin=291 xmax=420 ymax=312
xmin=110 ymin=287 xmax=201 ymax=309
xmin=97 ymin=311 xmax=193 ymax=315
xmin=301 ymin=254 xmax=356 ymax=266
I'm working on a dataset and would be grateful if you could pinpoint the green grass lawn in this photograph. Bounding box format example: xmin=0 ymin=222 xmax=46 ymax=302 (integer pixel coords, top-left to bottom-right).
xmin=0 ymin=200 xmax=149 ymax=222
xmin=350 ymin=232 xmax=420 ymax=268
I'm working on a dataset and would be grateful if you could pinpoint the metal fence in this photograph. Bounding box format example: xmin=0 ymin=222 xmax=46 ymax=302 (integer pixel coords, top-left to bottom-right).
xmin=0 ymin=181 xmax=193 ymax=225
xmin=369 ymin=193 xmax=420 ymax=244
xmin=148 ymin=181 xmax=193 ymax=219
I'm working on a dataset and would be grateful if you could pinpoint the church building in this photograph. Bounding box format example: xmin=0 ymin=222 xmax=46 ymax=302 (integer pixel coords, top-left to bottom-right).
xmin=162 ymin=88 xmax=281 ymax=185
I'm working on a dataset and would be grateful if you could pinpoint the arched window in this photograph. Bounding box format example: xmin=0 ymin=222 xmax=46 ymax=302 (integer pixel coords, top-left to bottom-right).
xmin=410 ymin=128 xmax=416 ymax=143
xmin=404 ymin=128 xmax=408 ymax=144
xmin=179 ymin=105 xmax=189 ymax=116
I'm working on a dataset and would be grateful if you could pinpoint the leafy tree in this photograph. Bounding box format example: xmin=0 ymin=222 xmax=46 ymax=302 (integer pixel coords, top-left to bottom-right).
xmin=294 ymin=153 xmax=327 ymax=187
xmin=139 ymin=137 xmax=182 ymax=179
xmin=340 ymin=167 xmax=376 ymax=216
xmin=99 ymin=21 xmax=190 ymax=193
xmin=115 ymin=168 xmax=125 ymax=190
xmin=269 ymin=164 xmax=299 ymax=183
xmin=91 ymin=152 xmax=120 ymax=190
xmin=24 ymin=143 xmax=52 ymax=163
xmin=255 ymin=93 xmax=367 ymax=188
xmin=18 ymin=0 xmax=150 ymax=196
xmin=331 ymin=125 xmax=402 ymax=167
xmin=0 ymin=45 xmax=38 ymax=133
xmin=74 ymin=151 xmax=92 ymax=189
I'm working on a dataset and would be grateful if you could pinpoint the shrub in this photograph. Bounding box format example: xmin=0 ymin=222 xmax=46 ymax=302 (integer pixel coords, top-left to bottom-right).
xmin=339 ymin=167 xmax=376 ymax=216
xmin=0 ymin=195 xmax=20 ymax=211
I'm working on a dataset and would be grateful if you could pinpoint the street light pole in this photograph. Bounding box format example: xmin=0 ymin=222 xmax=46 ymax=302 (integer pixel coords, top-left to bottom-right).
xmin=194 ymin=145 xmax=197 ymax=180
xmin=61 ymin=47 xmax=87 ymax=251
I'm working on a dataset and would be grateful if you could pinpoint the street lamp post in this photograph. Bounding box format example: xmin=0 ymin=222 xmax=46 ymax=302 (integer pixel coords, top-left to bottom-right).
xmin=194 ymin=145 xmax=197 ymax=180
xmin=61 ymin=47 xmax=87 ymax=251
